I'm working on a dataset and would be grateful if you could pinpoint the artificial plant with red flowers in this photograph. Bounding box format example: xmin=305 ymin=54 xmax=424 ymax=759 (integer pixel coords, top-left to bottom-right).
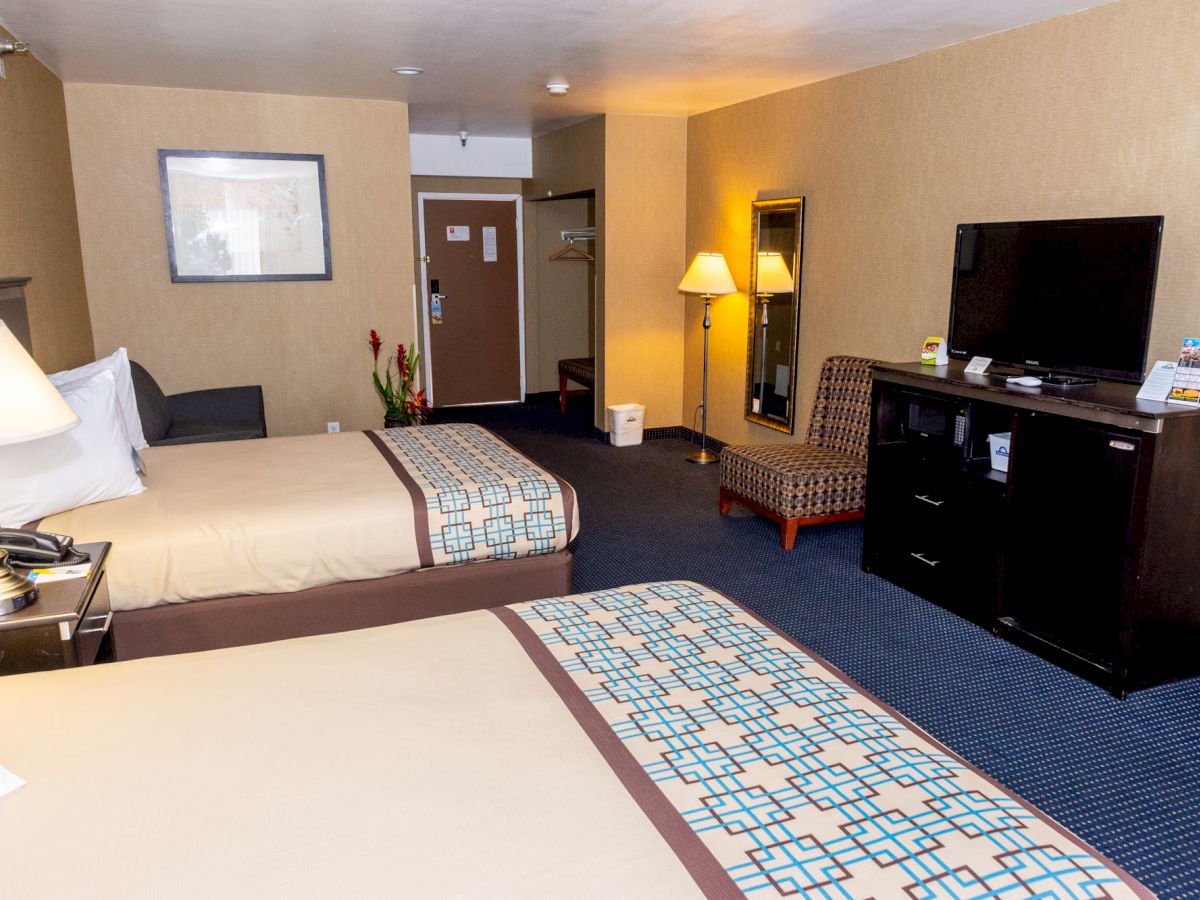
xmin=368 ymin=329 xmax=431 ymax=426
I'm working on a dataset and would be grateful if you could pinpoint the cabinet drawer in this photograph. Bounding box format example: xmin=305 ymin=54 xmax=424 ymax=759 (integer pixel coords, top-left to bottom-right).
xmin=870 ymin=540 xmax=956 ymax=600
xmin=869 ymin=519 xmax=998 ymax=625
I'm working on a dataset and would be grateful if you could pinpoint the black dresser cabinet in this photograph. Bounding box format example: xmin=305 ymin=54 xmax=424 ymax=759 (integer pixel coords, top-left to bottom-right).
xmin=863 ymin=362 xmax=1200 ymax=696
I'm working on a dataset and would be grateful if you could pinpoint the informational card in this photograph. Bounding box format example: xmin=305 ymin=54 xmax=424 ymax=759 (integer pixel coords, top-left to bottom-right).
xmin=1136 ymin=360 xmax=1178 ymax=402
xmin=964 ymin=356 xmax=992 ymax=375
xmin=446 ymin=225 xmax=470 ymax=242
xmin=1167 ymin=339 xmax=1200 ymax=406
xmin=28 ymin=565 xmax=91 ymax=584
xmin=482 ymin=226 xmax=498 ymax=262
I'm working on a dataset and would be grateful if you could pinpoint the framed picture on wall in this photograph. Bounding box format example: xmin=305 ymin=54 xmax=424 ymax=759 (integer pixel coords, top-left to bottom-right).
xmin=158 ymin=149 xmax=332 ymax=283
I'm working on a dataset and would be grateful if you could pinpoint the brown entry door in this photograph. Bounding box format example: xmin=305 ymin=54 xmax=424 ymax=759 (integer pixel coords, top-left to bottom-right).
xmin=421 ymin=197 xmax=523 ymax=406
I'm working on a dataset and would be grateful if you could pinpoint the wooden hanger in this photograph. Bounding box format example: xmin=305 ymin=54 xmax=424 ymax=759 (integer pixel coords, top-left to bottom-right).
xmin=550 ymin=239 xmax=594 ymax=262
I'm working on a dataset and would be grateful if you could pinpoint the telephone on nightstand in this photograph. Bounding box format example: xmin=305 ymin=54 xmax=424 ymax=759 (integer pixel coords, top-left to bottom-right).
xmin=0 ymin=528 xmax=90 ymax=567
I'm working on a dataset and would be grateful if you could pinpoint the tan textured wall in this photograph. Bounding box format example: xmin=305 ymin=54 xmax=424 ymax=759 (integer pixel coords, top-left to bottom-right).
xmin=64 ymin=83 xmax=414 ymax=437
xmin=604 ymin=115 xmax=688 ymax=430
xmin=0 ymin=28 xmax=93 ymax=371
xmin=529 ymin=117 xmax=605 ymax=200
xmin=685 ymin=0 xmax=1200 ymax=446
xmin=530 ymin=117 xmax=606 ymax=422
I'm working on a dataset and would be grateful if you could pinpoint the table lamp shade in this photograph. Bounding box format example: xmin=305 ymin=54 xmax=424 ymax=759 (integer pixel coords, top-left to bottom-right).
xmin=756 ymin=252 xmax=794 ymax=295
xmin=0 ymin=320 xmax=80 ymax=446
xmin=678 ymin=252 xmax=736 ymax=295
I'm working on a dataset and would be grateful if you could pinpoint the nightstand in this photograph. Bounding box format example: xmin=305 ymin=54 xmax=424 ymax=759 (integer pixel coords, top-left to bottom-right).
xmin=0 ymin=542 xmax=112 ymax=675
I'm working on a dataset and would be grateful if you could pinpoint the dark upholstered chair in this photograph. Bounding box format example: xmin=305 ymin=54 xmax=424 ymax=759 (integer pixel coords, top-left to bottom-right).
xmin=719 ymin=356 xmax=875 ymax=550
xmin=130 ymin=361 xmax=267 ymax=447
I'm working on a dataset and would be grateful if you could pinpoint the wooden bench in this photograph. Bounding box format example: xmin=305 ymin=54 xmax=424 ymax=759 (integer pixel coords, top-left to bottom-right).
xmin=557 ymin=357 xmax=595 ymax=413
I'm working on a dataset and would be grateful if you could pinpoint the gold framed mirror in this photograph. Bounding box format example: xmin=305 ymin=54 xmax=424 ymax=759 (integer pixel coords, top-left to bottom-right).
xmin=744 ymin=196 xmax=805 ymax=433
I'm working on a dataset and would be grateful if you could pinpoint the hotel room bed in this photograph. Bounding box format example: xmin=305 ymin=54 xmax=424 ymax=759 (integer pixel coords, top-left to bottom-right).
xmin=0 ymin=581 xmax=1147 ymax=898
xmin=40 ymin=423 xmax=578 ymax=659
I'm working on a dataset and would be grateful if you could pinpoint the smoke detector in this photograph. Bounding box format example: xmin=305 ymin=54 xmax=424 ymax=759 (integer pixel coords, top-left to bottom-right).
xmin=545 ymin=82 xmax=570 ymax=96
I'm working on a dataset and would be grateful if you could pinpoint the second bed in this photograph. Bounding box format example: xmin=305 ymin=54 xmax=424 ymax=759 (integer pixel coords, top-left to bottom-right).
xmin=41 ymin=422 xmax=578 ymax=659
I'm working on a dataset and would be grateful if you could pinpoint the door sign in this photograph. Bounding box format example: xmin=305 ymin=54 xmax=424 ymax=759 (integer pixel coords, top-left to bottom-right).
xmin=446 ymin=226 xmax=470 ymax=241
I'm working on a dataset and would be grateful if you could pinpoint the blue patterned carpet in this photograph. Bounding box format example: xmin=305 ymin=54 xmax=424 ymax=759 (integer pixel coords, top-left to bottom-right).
xmin=435 ymin=396 xmax=1200 ymax=898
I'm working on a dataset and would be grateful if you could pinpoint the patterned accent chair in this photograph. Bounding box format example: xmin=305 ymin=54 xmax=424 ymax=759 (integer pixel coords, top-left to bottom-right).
xmin=558 ymin=357 xmax=595 ymax=414
xmin=719 ymin=356 xmax=876 ymax=550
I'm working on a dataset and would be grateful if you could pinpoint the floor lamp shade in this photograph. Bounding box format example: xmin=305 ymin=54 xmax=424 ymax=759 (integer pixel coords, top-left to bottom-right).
xmin=678 ymin=252 xmax=736 ymax=465
xmin=0 ymin=320 xmax=80 ymax=446
xmin=678 ymin=252 xmax=736 ymax=296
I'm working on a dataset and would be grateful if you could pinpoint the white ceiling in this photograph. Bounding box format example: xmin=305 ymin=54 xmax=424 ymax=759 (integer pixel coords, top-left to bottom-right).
xmin=0 ymin=0 xmax=1113 ymax=138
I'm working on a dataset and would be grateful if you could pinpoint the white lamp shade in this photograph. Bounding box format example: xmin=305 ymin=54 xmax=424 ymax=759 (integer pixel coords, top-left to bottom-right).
xmin=678 ymin=252 xmax=737 ymax=295
xmin=756 ymin=252 xmax=794 ymax=295
xmin=0 ymin=321 xmax=80 ymax=446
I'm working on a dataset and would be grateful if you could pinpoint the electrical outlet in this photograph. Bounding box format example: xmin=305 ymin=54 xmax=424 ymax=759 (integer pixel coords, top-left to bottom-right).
xmin=326 ymin=421 xmax=340 ymax=433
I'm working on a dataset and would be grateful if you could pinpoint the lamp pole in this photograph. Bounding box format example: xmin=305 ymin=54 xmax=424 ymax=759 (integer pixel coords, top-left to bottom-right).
xmin=689 ymin=295 xmax=719 ymax=464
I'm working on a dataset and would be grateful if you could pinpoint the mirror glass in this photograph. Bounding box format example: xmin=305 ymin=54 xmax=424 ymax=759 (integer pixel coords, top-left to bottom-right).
xmin=745 ymin=197 xmax=804 ymax=432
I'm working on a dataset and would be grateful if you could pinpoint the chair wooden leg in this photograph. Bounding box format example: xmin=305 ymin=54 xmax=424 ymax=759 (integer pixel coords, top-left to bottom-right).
xmin=559 ymin=372 xmax=568 ymax=414
xmin=719 ymin=487 xmax=734 ymax=516
xmin=780 ymin=518 xmax=800 ymax=551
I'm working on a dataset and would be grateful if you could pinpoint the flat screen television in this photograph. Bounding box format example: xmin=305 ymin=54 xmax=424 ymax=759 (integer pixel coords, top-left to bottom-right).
xmin=948 ymin=215 xmax=1163 ymax=384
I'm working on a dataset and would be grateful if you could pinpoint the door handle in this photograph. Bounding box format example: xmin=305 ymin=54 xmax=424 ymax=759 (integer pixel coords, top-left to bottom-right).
xmin=910 ymin=552 xmax=941 ymax=567
xmin=914 ymin=494 xmax=945 ymax=507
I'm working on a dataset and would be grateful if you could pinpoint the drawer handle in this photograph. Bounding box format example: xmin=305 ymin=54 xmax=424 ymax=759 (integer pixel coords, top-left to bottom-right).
xmin=77 ymin=611 xmax=113 ymax=636
xmin=910 ymin=552 xmax=941 ymax=567
xmin=914 ymin=494 xmax=945 ymax=507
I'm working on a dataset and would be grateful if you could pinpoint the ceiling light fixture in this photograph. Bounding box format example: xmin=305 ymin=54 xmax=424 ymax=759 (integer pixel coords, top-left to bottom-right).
xmin=391 ymin=66 xmax=424 ymax=76
xmin=545 ymin=82 xmax=570 ymax=96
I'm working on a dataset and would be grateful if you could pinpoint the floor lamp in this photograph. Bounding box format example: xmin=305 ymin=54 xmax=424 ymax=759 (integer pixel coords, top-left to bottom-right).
xmin=678 ymin=252 xmax=736 ymax=464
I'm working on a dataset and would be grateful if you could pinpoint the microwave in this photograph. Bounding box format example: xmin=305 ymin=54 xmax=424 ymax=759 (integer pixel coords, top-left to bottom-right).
xmin=900 ymin=391 xmax=971 ymax=452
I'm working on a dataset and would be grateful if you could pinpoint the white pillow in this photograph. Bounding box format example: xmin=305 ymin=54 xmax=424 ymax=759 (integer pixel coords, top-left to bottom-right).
xmin=49 ymin=347 xmax=148 ymax=450
xmin=0 ymin=369 xmax=146 ymax=526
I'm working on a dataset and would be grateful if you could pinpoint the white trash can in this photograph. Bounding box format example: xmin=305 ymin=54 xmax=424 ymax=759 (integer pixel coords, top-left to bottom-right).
xmin=988 ymin=432 xmax=1012 ymax=472
xmin=607 ymin=403 xmax=646 ymax=447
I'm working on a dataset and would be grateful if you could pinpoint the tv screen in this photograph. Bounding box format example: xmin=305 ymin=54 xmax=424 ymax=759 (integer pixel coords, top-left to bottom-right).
xmin=948 ymin=215 xmax=1163 ymax=383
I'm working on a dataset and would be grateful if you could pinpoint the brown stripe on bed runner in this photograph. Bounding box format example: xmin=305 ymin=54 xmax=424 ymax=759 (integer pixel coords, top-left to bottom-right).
xmin=362 ymin=430 xmax=435 ymax=568
xmin=551 ymin=474 xmax=575 ymax=542
xmin=491 ymin=605 xmax=741 ymax=900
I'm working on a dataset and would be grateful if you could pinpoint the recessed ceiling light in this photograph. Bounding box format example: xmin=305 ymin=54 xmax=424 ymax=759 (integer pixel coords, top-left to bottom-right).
xmin=545 ymin=82 xmax=570 ymax=96
xmin=392 ymin=66 xmax=424 ymax=76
